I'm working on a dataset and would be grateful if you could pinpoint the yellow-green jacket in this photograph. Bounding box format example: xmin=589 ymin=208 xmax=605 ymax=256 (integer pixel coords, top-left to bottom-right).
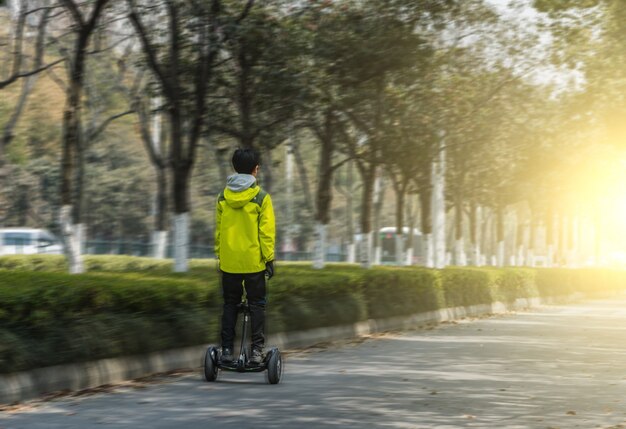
xmin=215 ymin=174 xmax=275 ymax=274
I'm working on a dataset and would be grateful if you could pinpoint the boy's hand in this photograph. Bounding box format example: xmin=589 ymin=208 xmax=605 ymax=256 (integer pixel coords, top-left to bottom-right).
xmin=215 ymin=259 xmax=221 ymax=273
xmin=265 ymin=261 xmax=274 ymax=279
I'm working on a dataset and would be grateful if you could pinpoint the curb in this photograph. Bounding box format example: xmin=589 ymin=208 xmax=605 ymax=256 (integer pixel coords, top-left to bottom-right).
xmin=0 ymin=296 xmax=545 ymax=404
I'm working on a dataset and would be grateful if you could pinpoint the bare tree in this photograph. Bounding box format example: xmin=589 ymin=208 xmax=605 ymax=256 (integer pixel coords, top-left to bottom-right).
xmin=1 ymin=4 xmax=56 ymax=179
xmin=306 ymin=107 xmax=349 ymax=269
xmin=127 ymin=0 xmax=252 ymax=272
xmin=132 ymin=91 xmax=169 ymax=259
xmin=0 ymin=3 xmax=63 ymax=91
xmin=57 ymin=0 xmax=112 ymax=273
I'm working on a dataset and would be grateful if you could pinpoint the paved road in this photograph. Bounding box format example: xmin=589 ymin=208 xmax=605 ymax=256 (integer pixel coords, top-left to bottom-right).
xmin=2 ymin=297 xmax=626 ymax=429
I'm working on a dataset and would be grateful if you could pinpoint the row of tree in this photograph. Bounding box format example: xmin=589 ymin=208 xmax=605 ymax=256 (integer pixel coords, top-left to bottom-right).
xmin=0 ymin=0 xmax=623 ymax=273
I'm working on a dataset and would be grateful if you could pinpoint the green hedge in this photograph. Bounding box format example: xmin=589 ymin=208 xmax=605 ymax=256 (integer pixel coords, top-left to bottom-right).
xmin=1 ymin=255 xmax=625 ymax=373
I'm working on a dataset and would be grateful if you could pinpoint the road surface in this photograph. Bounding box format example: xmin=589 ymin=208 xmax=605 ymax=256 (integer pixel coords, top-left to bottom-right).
xmin=2 ymin=297 xmax=626 ymax=429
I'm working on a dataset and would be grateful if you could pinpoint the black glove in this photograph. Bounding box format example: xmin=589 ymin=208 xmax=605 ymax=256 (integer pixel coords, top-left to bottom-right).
xmin=265 ymin=261 xmax=274 ymax=279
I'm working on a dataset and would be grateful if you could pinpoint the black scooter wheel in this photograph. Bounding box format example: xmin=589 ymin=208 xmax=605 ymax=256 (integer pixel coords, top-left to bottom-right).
xmin=203 ymin=346 xmax=218 ymax=382
xmin=267 ymin=349 xmax=282 ymax=385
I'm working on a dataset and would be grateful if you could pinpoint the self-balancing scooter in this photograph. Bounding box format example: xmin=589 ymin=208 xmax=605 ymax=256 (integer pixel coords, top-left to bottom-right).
xmin=203 ymin=299 xmax=283 ymax=384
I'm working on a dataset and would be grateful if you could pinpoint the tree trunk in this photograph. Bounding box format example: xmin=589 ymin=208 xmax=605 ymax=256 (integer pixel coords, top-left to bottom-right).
xmin=136 ymin=96 xmax=169 ymax=259
xmin=496 ymin=205 xmax=505 ymax=267
xmin=481 ymin=208 xmax=491 ymax=266
xmin=153 ymin=166 xmax=168 ymax=258
xmin=173 ymin=212 xmax=189 ymax=271
xmin=453 ymin=193 xmax=465 ymax=266
xmin=283 ymin=142 xmax=295 ymax=259
xmin=292 ymin=141 xmax=314 ymax=216
xmin=60 ymin=205 xmax=83 ymax=274
xmin=313 ymin=131 xmax=334 ymax=269
xmin=394 ymin=183 xmax=406 ymax=266
xmin=261 ymin=148 xmax=274 ymax=194
xmin=346 ymin=161 xmax=355 ymax=263
xmin=526 ymin=218 xmax=535 ymax=267
xmin=431 ymin=141 xmax=446 ymax=269
xmin=419 ymin=185 xmax=433 ymax=268
xmin=2 ymin=74 xmax=37 ymax=151
xmin=515 ymin=219 xmax=525 ymax=267
xmin=545 ymin=208 xmax=554 ymax=268
xmin=404 ymin=193 xmax=417 ymax=266
xmin=60 ymin=63 xmax=87 ymax=274
xmin=170 ymin=115 xmax=191 ymax=271
xmin=58 ymin=0 xmax=110 ymax=275
xmin=372 ymin=174 xmax=385 ymax=266
xmin=171 ymin=127 xmax=192 ymax=272
xmin=312 ymin=223 xmax=327 ymax=269
xmin=469 ymin=202 xmax=481 ymax=266
xmin=359 ymin=165 xmax=376 ymax=268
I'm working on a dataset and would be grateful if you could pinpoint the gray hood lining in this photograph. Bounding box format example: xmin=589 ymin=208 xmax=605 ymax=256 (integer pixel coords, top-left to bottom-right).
xmin=226 ymin=174 xmax=257 ymax=192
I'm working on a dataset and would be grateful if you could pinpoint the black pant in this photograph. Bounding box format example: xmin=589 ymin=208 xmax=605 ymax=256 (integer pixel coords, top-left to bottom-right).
xmin=220 ymin=270 xmax=266 ymax=351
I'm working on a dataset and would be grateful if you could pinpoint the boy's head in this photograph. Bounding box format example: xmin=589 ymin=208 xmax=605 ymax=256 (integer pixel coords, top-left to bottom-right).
xmin=232 ymin=148 xmax=260 ymax=175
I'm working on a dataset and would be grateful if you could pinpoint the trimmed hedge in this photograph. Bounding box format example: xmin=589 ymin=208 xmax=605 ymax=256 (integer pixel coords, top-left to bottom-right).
xmin=1 ymin=255 xmax=625 ymax=373
xmin=360 ymin=267 xmax=443 ymax=319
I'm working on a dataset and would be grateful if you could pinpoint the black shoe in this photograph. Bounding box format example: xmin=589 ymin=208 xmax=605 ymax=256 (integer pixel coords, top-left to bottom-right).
xmin=221 ymin=347 xmax=234 ymax=363
xmin=250 ymin=348 xmax=264 ymax=365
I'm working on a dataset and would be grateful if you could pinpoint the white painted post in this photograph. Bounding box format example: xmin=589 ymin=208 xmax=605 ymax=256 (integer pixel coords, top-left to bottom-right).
xmin=60 ymin=205 xmax=84 ymax=274
xmin=395 ymin=233 xmax=403 ymax=265
xmin=360 ymin=231 xmax=374 ymax=269
xmin=152 ymin=231 xmax=168 ymax=259
xmin=454 ymin=238 xmax=466 ymax=266
xmin=284 ymin=140 xmax=298 ymax=263
xmin=151 ymin=97 xmax=168 ymax=259
xmin=405 ymin=246 xmax=414 ymax=266
xmin=312 ymin=223 xmax=326 ymax=269
xmin=423 ymin=233 xmax=434 ymax=268
xmin=173 ymin=213 xmax=189 ymax=272
xmin=347 ymin=243 xmax=356 ymax=264
xmin=497 ymin=241 xmax=505 ymax=267
xmin=431 ymin=136 xmax=446 ymax=269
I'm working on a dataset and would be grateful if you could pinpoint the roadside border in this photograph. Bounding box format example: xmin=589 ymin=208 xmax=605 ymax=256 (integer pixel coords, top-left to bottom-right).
xmin=0 ymin=296 xmax=554 ymax=404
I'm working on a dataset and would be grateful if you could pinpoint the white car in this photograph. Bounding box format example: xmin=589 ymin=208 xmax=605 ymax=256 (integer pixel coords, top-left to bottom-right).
xmin=0 ymin=228 xmax=63 ymax=256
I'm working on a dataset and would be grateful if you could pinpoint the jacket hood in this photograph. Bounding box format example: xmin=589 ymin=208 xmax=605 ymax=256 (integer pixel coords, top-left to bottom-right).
xmin=227 ymin=174 xmax=257 ymax=192
xmin=224 ymin=174 xmax=259 ymax=208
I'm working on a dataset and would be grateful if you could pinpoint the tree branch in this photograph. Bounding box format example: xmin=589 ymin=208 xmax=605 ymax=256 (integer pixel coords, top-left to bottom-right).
xmin=87 ymin=110 xmax=134 ymax=141
xmin=46 ymin=67 xmax=68 ymax=91
xmin=236 ymin=0 xmax=255 ymax=24
xmin=60 ymin=0 xmax=85 ymax=28
xmin=330 ymin=157 xmax=353 ymax=172
xmin=127 ymin=0 xmax=173 ymax=97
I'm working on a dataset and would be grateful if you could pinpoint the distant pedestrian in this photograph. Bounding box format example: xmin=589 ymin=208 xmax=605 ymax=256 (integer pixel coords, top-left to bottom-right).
xmin=215 ymin=148 xmax=276 ymax=364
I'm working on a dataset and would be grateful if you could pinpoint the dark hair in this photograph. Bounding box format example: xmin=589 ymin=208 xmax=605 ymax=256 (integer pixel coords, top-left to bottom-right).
xmin=232 ymin=148 xmax=260 ymax=174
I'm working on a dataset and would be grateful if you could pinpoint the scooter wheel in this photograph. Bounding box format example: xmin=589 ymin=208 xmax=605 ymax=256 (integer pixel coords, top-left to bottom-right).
xmin=267 ymin=348 xmax=282 ymax=385
xmin=203 ymin=346 xmax=218 ymax=382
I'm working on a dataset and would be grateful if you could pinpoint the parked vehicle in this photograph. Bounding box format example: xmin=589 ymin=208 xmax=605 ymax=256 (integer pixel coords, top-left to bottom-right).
xmin=0 ymin=228 xmax=63 ymax=255
xmin=379 ymin=226 xmax=422 ymax=264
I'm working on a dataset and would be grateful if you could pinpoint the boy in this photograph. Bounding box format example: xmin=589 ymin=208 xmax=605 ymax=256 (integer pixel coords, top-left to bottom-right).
xmin=215 ymin=148 xmax=275 ymax=364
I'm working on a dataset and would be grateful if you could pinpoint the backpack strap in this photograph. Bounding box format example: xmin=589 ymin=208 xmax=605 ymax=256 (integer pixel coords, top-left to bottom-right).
xmin=218 ymin=191 xmax=225 ymax=202
xmin=250 ymin=189 xmax=268 ymax=207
